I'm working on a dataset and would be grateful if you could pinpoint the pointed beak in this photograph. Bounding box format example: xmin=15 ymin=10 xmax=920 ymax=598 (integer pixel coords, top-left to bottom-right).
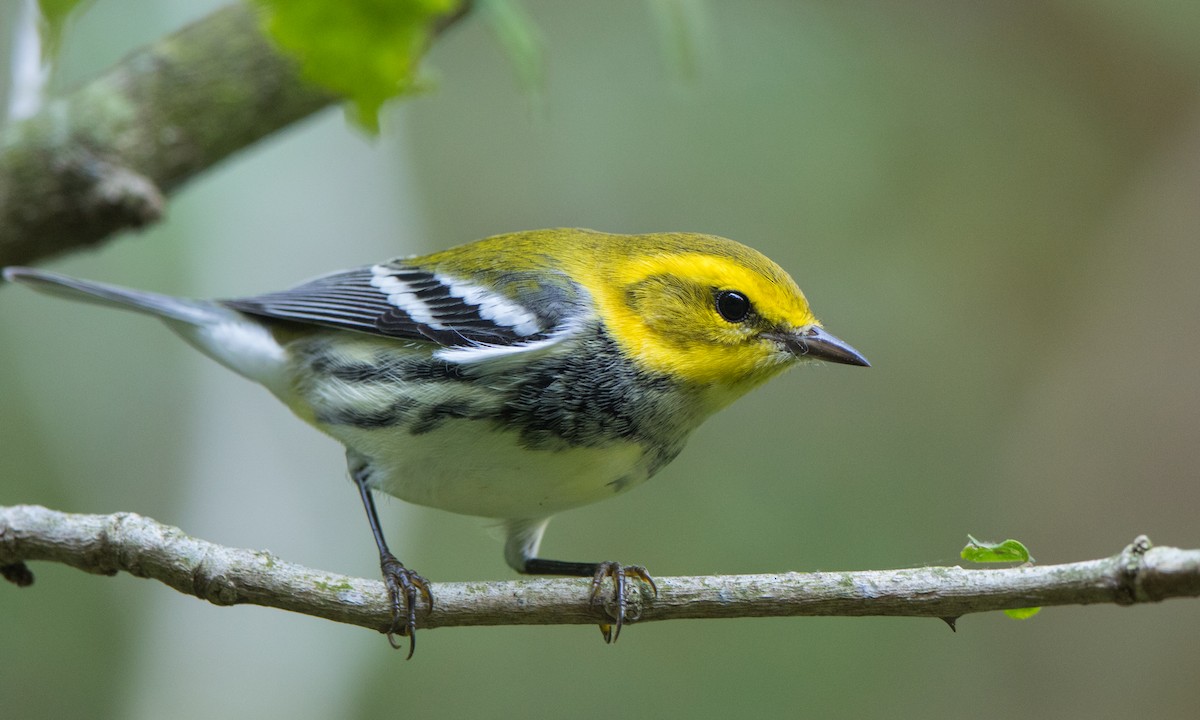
xmin=769 ymin=325 xmax=870 ymax=367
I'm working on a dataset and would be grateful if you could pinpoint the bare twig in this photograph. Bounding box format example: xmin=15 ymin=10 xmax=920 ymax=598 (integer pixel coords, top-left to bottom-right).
xmin=2 ymin=504 xmax=1197 ymax=636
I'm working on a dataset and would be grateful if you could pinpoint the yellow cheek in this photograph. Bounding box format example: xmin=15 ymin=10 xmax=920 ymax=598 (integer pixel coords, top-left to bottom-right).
xmin=591 ymin=290 xmax=785 ymax=386
xmin=651 ymin=339 xmax=787 ymax=388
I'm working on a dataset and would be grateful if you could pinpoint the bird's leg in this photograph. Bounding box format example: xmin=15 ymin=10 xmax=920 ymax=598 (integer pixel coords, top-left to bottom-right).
xmin=505 ymin=519 xmax=657 ymax=643
xmin=352 ymin=463 xmax=432 ymax=658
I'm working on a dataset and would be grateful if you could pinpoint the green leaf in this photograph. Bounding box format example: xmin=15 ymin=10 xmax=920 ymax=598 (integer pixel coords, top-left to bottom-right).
xmin=1004 ymin=606 xmax=1042 ymax=620
xmin=961 ymin=535 xmax=1034 ymax=563
xmin=962 ymin=536 xmax=1041 ymax=620
xmin=251 ymin=0 xmax=461 ymax=132
xmin=37 ymin=0 xmax=92 ymax=62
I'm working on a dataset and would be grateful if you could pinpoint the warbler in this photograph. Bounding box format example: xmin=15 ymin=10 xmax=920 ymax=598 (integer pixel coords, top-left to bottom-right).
xmin=3 ymin=228 xmax=867 ymax=655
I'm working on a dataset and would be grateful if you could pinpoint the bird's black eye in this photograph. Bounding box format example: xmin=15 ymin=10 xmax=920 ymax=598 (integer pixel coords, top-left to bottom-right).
xmin=715 ymin=290 xmax=751 ymax=323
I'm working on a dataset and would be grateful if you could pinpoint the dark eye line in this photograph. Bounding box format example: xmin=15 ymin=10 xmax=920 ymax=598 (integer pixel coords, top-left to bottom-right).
xmin=714 ymin=289 xmax=752 ymax=323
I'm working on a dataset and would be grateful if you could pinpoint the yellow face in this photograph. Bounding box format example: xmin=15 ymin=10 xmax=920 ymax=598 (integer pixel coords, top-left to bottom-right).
xmin=578 ymin=240 xmax=820 ymax=388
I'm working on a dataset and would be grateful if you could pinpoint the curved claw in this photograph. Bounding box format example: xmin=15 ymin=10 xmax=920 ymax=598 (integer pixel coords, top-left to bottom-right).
xmin=589 ymin=561 xmax=657 ymax=643
xmin=379 ymin=552 xmax=433 ymax=659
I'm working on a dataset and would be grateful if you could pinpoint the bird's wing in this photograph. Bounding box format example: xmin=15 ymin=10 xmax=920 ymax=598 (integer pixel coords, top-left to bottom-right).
xmin=223 ymin=262 xmax=582 ymax=348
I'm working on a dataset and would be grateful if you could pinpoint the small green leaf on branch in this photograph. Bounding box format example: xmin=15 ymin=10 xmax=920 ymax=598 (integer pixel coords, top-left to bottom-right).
xmin=963 ymin=535 xmax=1041 ymax=620
xmin=962 ymin=535 xmax=1034 ymax=564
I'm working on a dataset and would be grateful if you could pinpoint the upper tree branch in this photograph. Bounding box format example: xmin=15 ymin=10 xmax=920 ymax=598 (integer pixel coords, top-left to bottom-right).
xmin=3 ymin=504 xmax=1197 ymax=636
xmin=0 ymin=2 xmax=470 ymax=267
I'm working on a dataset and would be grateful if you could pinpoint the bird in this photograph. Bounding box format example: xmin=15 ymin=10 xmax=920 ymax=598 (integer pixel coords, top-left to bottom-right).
xmin=3 ymin=228 xmax=868 ymax=656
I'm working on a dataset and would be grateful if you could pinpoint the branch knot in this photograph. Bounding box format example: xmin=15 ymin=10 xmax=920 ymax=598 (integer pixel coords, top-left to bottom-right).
xmin=1113 ymin=535 xmax=1153 ymax=605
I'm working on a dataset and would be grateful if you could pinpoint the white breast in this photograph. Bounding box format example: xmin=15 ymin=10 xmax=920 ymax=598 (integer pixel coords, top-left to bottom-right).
xmin=330 ymin=419 xmax=651 ymax=519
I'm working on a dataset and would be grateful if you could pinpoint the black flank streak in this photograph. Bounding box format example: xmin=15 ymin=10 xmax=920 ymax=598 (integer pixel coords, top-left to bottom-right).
xmin=410 ymin=401 xmax=476 ymax=435
xmin=317 ymin=398 xmax=416 ymax=429
xmin=311 ymin=353 xmax=469 ymax=384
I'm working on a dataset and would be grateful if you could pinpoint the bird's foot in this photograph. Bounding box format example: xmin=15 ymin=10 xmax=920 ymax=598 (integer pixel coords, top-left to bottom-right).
xmin=589 ymin=561 xmax=658 ymax=643
xmin=379 ymin=551 xmax=433 ymax=659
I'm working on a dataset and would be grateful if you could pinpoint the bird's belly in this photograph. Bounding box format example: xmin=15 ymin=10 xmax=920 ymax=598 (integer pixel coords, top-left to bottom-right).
xmin=333 ymin=420 xmax=651 ymax=518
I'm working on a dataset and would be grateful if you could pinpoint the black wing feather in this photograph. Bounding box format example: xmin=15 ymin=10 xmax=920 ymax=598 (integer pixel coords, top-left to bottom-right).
xmin=222 ymin=264 xmax=558 ymax=347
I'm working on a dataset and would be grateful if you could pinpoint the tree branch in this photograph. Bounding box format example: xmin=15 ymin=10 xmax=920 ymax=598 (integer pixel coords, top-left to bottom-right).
xmin=0 ymin=1 xmax=472 ymax=267
xmin=3 ymin=504 xmax=1197 ymax=636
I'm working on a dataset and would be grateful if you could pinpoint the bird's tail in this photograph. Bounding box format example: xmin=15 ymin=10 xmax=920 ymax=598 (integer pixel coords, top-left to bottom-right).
xmin=3 ymin=267 xmax=289 ymax=390
xmin=3 ymin=267 xmax=231 ymax=326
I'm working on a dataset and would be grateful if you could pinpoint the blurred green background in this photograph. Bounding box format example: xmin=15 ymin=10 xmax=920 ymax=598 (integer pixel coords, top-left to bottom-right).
xmin=2 ymin=1 xmax=1199 ymax=718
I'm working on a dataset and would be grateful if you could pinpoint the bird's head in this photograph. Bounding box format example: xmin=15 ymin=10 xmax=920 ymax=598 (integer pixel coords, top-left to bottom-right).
xmin=580 ymin=232 xmax=868 ymax=393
